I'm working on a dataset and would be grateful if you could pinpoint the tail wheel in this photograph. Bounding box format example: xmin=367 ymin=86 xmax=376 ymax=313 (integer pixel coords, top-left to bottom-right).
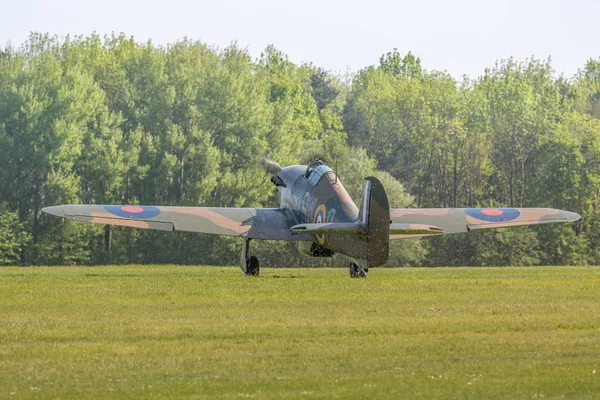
xmin=246 ymin=256 xmax=260 ymax=276
xmin=349 ymin=262 xmax=367 ymax=278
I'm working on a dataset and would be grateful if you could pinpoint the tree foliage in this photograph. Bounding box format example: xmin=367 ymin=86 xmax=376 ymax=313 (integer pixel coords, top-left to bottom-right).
xmin=0 ymin=208 xmax=30 ymax=265
xmin=0 ymin=34 xmax=598 ymax=267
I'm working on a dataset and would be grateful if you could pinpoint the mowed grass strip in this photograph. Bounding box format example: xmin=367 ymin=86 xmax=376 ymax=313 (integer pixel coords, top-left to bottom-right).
xmin=0 ymin=265 xmax=599 ymax=399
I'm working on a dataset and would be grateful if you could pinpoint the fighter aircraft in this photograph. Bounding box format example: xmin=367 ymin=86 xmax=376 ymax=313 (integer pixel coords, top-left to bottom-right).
xmin=43 ymin=159 xmax=580 ymax=277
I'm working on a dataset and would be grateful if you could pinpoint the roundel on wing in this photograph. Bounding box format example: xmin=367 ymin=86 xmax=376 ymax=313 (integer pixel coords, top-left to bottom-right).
xmin=313 ymin=204 xmax=327 ymax=245
xmin=465 ymin=208 xmax=520 ymax=222
xmin=104 ymin=205 xmax=161 ymax=219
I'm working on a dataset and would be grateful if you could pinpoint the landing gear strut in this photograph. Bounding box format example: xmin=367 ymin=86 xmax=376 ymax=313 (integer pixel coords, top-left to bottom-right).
xmin=240 ymin=238 xmax=260 ymax=276
xmin=246 ymin=256 xmax=260 ymax=276
xmin=349 ymin=261 xmax=368 ymax=278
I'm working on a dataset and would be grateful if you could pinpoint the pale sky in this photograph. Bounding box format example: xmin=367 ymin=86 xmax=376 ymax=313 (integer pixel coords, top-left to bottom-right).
xmin=2 ymin=0 xmax=598 ymax=79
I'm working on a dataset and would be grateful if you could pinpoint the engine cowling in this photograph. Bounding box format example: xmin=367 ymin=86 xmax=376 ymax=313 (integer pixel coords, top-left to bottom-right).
xmin=297 ymin=242 xmax=334 ymax=257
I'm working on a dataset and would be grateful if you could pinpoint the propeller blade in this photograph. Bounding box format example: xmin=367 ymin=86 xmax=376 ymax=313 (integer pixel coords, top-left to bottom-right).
xmin=262 ymin=158 xmax=282 ymax=174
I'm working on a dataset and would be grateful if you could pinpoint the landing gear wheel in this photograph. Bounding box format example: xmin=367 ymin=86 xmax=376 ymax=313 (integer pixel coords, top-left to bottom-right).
xmin=349 ymin=262 xmax=367 ymax=278
xmin=246 ymin=256 xmax=260 ymax=276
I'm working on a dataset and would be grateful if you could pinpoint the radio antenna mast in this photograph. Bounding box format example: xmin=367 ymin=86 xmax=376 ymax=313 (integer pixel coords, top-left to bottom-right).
xmin=335 ymin=158 xmax=338 ymax=184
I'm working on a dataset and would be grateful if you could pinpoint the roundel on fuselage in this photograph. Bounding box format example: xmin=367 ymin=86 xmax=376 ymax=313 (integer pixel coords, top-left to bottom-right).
xmin=313 ymin=204 xmax=326 ymax=245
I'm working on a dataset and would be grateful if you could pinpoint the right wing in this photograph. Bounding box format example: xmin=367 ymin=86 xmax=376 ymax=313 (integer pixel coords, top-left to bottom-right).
xmin=42 ymin=205 xmax=312 ymax=241
xmin=389 ymin=207 xmax=580 ymax=239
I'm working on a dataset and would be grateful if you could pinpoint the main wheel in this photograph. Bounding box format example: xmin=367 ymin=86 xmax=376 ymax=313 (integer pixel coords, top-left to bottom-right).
xmin=246 ymin=256 xmax=260 ymax=276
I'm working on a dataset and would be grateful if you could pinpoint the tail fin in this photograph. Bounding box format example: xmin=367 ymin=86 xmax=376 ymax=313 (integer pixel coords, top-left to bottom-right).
xmin=358 ymin=177 xmax=390 ymax=267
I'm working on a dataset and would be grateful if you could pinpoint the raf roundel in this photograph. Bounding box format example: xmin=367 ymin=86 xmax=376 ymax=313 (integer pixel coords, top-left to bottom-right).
xmin=313 ymin=204 xmax=327 ymax=245
xmin=104 ymin=205 xmax=161 ymax=219
xmin=465 ymin=208 xmax=520 ymax=222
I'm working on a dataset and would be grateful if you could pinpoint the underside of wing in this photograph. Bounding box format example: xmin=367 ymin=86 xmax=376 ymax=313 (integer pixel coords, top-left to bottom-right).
xmin=42 ymin=205 xmax=312 ymax=241
xmin=389 ymin=207 xmax=580 ymax=239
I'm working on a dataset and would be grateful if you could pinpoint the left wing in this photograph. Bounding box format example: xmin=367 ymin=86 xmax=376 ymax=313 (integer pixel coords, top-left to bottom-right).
xmin=42 ymin=205 xmax=312 ymax=241
xmin=389 ymin=207 xmax=580 ymax=239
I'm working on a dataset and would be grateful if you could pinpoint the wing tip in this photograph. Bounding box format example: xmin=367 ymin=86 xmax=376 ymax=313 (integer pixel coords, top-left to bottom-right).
xmin=562 ymin=210 xmax=581 ymax=222
xmin=42 ymin=205 xmax=66 ymax=218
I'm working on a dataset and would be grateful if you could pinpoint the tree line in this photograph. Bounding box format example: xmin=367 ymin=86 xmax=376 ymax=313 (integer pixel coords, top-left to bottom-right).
xmin=1 ymin=33 xmax=599 ymax=267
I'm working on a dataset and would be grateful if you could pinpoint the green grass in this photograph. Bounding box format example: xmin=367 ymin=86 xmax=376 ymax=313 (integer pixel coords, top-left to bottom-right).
xmin=0 ymin=266 xmax=599 ymax=399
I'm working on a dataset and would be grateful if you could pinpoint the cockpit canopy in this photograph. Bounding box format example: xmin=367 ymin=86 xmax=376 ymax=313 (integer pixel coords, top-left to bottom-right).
xmin=304 ymin=159 xmax=324 ymax=178
xmin=304 ymin=158 xmax=334 ymax=186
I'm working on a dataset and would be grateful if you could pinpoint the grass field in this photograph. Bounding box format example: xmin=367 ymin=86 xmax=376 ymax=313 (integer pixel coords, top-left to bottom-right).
xmin=1 ymin=265 xmax=599 ymax=399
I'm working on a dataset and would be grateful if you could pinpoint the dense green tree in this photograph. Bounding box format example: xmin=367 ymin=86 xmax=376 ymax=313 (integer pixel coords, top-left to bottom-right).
xmin=577 ymin=58 xmax=600 ymax=118
xmin=0 ymin=208 xmax=31 ymax=265
xmin=0 ymin=35 xmax=599 ymax=267
xmin=470 ymin=229 xmax=540 ymax=267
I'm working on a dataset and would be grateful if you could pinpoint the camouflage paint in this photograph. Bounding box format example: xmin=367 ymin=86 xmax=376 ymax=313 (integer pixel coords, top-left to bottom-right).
xmin=43 ymin=160 xmax=581 ymax=269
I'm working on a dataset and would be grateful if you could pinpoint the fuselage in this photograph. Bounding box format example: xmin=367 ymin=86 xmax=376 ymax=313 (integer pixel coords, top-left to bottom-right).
xmin=272 ymin=161 xmax=368 ymax=259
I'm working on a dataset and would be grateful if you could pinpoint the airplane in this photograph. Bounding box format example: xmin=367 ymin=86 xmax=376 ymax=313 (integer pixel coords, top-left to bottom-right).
xmin=42 ymin=158 xmax=581 ymax=277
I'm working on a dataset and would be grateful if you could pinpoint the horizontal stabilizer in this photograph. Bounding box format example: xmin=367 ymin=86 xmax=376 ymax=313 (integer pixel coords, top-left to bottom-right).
xmin=290 ymin=222 xmax=366 ymax=235
xmin=389 ymin=223 xmax=443 ymax=235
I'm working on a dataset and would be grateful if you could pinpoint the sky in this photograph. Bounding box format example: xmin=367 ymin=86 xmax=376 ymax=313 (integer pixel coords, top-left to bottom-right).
xmin=2 ymin=0 xmax=599 ymax=79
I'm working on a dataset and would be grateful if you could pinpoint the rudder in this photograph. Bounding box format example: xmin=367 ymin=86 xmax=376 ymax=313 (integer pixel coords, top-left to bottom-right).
xmin=358 ymin=177 xmax=390 ymax=267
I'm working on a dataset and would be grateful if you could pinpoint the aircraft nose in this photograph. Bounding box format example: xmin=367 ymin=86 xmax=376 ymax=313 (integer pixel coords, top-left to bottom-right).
xmin=561 ymin=210 xmax=581 ymax=222
xmin=42 ymin=206 xmax=66 ymax=218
